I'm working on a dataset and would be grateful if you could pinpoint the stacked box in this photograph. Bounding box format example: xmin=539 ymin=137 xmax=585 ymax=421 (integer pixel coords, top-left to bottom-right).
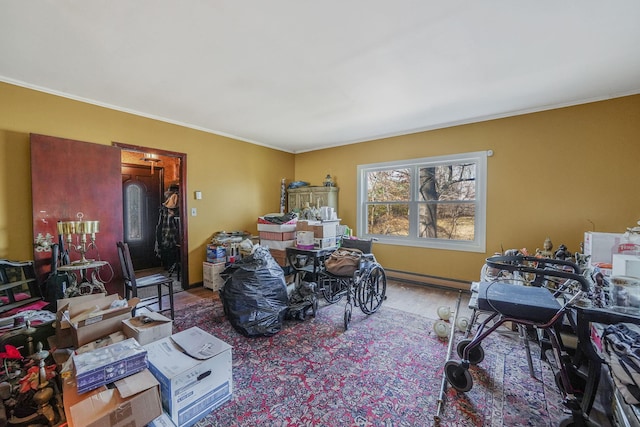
xmin=297 ymin=220 xmax=340 ymax=238
xmin=64 ymin=369 xmax=162 ymax=427
xmin=270 ymin=249 xmax=287 ymax=267
xmin=73 ymin=338 xmax=148 ymax=394
xmin=258 ymin=219 xmax=298 ymax=267
xmin=63 ymin=293 xmax=138 ymax=348
xmin=261 ymin=240 xmax=296 ymax=251
xmin=203 ymin=261 xmax=226 ymax=291
xmin=584 ymin=231 xmax=625 ymax=275
xmin=259 ymin=231 xmax=296 ymax=241
xmin=314 ymin=237 xmax=338 ymax=249
xmin=296 ymin=220 xmax=321 ymax=231
xmin=257 ymin=224 xmax=297 ymax=232
xmin=145 ymin=327 xmax=233 ymax=427
xmin=123 ymin=313 xmax=173 ymax=346
xmin=312 ymin=221 xmax=339 ymax=238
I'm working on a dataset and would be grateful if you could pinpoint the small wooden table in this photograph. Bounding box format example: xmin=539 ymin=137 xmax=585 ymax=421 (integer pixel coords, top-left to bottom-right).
xmin=58 ymin=260 xmax=109 ymax=296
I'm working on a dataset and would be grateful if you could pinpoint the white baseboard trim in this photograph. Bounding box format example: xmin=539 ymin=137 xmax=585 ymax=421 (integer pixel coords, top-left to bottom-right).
xmin=385 ymin=269 xmax=472 ymax=293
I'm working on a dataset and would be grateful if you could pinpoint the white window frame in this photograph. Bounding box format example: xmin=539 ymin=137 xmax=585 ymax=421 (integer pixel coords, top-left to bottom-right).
xmin=357 ymin=151 xmax=487 ymax=253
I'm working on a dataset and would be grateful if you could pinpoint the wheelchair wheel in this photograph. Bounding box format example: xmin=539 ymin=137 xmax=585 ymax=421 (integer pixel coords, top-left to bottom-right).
xmin=344 ymin=305 xmax=352 ymax=330
xmin=444 ymin=360 xmax=473 ymax=392
xmin=322 ymin=277 xmax=346 ymax=303
xmin=456 ymin=339 xmax=485 ymax=365
xmin=357 ymin=264 xmax=387 ymax=315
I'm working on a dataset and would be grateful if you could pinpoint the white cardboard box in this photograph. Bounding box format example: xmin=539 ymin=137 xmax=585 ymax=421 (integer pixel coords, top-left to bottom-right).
xmin=148 ymin=412 xmax=177 ymax=427
xmin=584 ymin=231 xmax=624 ymax=266
xmin=123 ymin=312 xmax=173 ymax=346
xmin=257 ymin=222 xmax=297 ymax=232
xmin=260 ymin=239 xmax=296 ymax=250
xmin=314 ymin=237 xmax=338 ymax=249
xmin=144 ymin=327 xmax=233 ymax=427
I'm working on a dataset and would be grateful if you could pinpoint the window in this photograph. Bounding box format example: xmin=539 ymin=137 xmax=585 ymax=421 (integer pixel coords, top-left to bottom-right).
xmin=357 ymin=151 xmax=487 ymax=252
xmin=124 ymin=182 xmax=144 ymax=241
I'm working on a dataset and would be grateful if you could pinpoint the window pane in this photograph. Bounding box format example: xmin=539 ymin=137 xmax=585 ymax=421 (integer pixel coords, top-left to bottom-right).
xmin=367 ymin=204 xmax=409 ymax=236
xmin=125 ymin=184 xmax=143 ymax=241
xmin=419 ymin=163 xmax=476 ymax=201
xmin=367 ymin=169 xmax=410 ymax=202
xmin=419 ymin=203 xmax=475 ymax=240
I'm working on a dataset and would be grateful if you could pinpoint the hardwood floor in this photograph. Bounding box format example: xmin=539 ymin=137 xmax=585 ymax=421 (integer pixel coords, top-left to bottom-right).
xmin=152 ymin=279 xmax=475 ymax=321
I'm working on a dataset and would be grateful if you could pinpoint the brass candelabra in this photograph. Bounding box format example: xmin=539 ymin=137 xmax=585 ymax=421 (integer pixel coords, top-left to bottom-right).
xmin=57 ymin=212 xmax=100 ymax=265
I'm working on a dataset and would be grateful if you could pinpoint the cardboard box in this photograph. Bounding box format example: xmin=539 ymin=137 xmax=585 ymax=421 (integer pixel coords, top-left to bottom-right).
xmin=203 ymin=261 xmax=225 ymax=291
xmin=314 ymin=237 xmax=338 ymax=249
xmin=145 ymin=327 xmax=233 ymax=427
xmin=73 ymin=337 xmax=148 ymax=394
xmin=148 ymin=412 xmax=177 ymax=427
xmin=123 ymin=313 xmax=173 ymax=346
xmin=258 ymin=231 xmax=296 ymax=241
xmin=269 ymin=249 xmax=288 ymax=267
xmin=64 ymin=368 xmax=162 ymax=427
xmin=56 ymin=293 xmax=107 ymax=348
xmin=260 ymin=239 xmax=296 ymax=250
xmin=257 ymin=223 xmax=297 ymax=232
xmin=295 ymin=220 xmax=320 ymax=231
xmin=312 ymin=222 xmax=339 ymax=238
xmin=65 ymin=293 xmax=138 ymax=348
xmin=584 ymin=231 xmax=624 ymax=267
xmin=75 ymin=331 xmax=128 ymax=355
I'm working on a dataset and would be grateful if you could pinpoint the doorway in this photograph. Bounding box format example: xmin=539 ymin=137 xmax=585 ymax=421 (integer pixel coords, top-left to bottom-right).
xmin=121 ymin=163 xmax=163 ymax=270
xmin=114 ymin=143 xmax=189 ymax=289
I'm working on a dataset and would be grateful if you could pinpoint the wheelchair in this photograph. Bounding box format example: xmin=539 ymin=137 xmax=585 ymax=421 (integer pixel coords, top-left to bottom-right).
xmin=319 ymin=238 xmax=387 ymax=330
xmin=445 ymin=254 xmax=600 ymax=427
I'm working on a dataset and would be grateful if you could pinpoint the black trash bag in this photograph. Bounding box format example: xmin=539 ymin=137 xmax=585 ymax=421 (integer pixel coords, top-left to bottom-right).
xmin=220 ymin=246 xmax=289 ymax=337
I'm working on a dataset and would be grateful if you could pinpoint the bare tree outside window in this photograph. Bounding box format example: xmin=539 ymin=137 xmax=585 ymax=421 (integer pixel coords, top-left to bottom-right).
xmin=358 ymin=151 xmax=486 ymax=253
xmin=367 ymin=169 xmax=410 ymax=236
xmin=419 ymin=163 xmax=476 ymax=240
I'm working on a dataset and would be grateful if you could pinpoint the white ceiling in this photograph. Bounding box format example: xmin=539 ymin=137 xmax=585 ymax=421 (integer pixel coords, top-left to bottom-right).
xmin=1 ymin=1 xmax=639 ymax=153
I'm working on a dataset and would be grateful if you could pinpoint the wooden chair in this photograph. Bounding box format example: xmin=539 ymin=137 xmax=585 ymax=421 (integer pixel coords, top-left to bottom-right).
xmin=116 ymin=241 xmax=175 ymax=319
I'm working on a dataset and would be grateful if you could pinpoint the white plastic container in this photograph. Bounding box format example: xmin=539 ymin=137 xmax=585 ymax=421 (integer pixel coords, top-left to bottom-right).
xmin=609 ymin=275 xmax=640 ymax=314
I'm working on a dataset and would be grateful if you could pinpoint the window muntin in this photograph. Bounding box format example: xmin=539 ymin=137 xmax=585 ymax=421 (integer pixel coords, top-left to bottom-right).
xmin=357 ymin=151 xmax=487 ymax=252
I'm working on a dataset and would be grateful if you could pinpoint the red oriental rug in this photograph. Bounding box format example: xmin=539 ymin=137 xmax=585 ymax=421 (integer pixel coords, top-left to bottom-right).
xmin=172 ymin=297 xmax=568 ymax=427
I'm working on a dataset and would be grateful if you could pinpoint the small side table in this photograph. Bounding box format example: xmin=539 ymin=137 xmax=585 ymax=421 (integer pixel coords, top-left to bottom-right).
xmin=58 ymin=260 xmax=109 ymax=297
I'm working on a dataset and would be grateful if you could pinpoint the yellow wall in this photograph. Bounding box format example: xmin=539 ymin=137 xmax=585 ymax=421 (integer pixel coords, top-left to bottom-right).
xmin=1 ymin=81 xmax=639 ymax=285
xmin=0 ymin=82 xmax=294 ymax=284
xmin=295 ymin=94 xmax=640 ymax=282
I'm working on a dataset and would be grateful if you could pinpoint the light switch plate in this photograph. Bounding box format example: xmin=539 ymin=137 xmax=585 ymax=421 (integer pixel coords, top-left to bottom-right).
xmin=191 ymin=208 xmax=197 ymax=216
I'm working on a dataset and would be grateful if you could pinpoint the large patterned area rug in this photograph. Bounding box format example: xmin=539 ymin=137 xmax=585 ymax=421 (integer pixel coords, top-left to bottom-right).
xmin=172 ymin=298 xmax=568 ymax=427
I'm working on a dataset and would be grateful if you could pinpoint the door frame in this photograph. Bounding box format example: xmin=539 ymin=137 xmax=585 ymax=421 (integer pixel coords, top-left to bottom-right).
xmin=121 ymin=162 xmax=164 ymax=270
xmin=113 ymin=142 xmax=190 ymax=289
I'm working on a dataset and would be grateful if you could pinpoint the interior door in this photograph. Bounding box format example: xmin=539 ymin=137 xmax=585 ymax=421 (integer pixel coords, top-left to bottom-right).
xmin=122 ymin=164 xmax=163 ymax=270
xmin=31 ymin=134 xmax=124 ymax=293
